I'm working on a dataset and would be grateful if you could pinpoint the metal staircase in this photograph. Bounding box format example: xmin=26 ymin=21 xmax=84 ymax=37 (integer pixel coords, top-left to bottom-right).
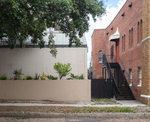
xmin=103 ymin=54 xmax=135 ymax=100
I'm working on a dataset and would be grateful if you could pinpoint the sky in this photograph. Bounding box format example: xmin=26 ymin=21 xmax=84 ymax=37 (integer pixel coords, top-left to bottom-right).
xmin=86 ymin=0 xmax=127 ymax=68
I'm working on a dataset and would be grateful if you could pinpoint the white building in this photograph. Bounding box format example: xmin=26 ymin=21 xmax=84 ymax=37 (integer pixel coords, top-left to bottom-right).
xmin=0 ymin=29 xmax=87 ymax=79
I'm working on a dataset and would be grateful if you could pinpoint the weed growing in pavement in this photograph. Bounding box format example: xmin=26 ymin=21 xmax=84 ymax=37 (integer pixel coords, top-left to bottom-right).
xmin=15 ymin=117 xmax=29 ymax=120
xmin=91 ymin=98 xmax=117 ymax=105
xmin=1 ymin=106 xmax=135 ymax=113
xmin=68 ymin=107 xmax=136 ymax=113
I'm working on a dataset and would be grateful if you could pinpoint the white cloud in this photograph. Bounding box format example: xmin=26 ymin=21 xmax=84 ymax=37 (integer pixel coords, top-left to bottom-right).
xmin=86 ymin=0 xmax=127 ymax=68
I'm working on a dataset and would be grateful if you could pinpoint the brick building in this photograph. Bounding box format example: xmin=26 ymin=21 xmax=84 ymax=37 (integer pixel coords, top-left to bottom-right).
xmin=92 ymin=0 xmax=150 ymax=105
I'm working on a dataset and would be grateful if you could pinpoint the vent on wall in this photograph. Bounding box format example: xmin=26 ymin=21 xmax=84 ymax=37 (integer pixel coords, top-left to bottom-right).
xmin=121 ymin=12 xmax=125 ymax=17
xmin=128 ymin=2 xmax=132 ymax=8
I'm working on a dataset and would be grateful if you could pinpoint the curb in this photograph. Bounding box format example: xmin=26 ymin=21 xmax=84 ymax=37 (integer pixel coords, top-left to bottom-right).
xmin=0 ymin=112 xmax=150 ymax=119
xmin=0 ymin=103 xmax=146 ymax=107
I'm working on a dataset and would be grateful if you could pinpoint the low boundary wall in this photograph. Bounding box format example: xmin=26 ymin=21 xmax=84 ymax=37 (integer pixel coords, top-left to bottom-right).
xmin=0 ymin=80 xmax=91 ymax=102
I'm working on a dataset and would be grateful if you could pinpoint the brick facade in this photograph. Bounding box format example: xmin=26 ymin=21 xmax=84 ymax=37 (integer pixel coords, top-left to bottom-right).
xmin=92 ymin=29 xmax=105 ymax=79
xmin=92 ymin=0 xmax=149 ymax=103
xmin=141 ymin=0 xmax=150 ymax=105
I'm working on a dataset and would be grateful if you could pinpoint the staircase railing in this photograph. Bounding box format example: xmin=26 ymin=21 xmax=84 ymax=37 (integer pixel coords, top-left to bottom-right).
xmin=119 ymin=57 xmax=137 ymax=91
xmin=103 ymin=54 xmax=121 ymax=97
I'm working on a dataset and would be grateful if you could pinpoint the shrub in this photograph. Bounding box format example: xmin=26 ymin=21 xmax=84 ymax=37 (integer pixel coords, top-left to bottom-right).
xmin=67 ymin=73 xmax=84 ymax=80
xmin=26 ymin=75 xmax=33 ymax=80
xmin=54 ymin=62 xmax=72 ymax=80
xmin=47 ymin=75 xmax=58 ymax=80
xmin=34 ymin=73 xmax=40 ymax=80
xmin=0 ymin=74 xmax=7 ymax=80
xmin=22 ymin=77 xmax=26 ymax=80
xmin=40 ymin=72 xmax=46 ymax=80
xmin=79 ymin=74 xmax=84 ymax=79
xmin=13 ymin=68 xmax=23 ymax=80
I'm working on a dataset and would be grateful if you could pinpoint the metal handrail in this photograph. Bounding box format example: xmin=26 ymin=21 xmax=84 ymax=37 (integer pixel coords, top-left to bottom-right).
xmin=119 ymin=57 xmax=137 ymax=91
xmin=103 ymin=54 xmax=121 ymax=95
xmin=105 ymin=55 xmax=116 ymax=63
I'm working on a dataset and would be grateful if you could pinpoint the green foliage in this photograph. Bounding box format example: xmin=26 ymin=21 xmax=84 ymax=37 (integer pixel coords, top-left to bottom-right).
xmin=26 ymin=75 xmax=33 ymax=80
xmin=0 ymin=74 xmax=7 ymax=80
xmin=0 ymin=0 xmax=106 ymax=56
xmin=40 ymin=72 xmax=46 ymax=80
xmin=54 ymin=62 xmax=72 ymax=80
xmin=47 ymin=75 xmax=58 ymax=80
xmin=15 ymin=117 xmax=29 ymax=120
xmin=79 ymin=74 xmax=84 ymax=79
xmin=21 ymin=77 xmax=26 ymax=80
xmin=67 ymin=73 xmax=84 ymax=80
xmin=91 ymin=99 xmax=117 ymax=105
xmin=13 ymin=68 xmax=23 ymax=80
xmin=67 ymin=107 xmax=135 ymax=113
xmin=34 ymin=73 xmax=40 ymax=80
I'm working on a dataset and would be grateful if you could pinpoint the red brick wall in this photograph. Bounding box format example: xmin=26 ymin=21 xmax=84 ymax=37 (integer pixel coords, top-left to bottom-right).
xmin=92 ymin=0 xmax=143 ymax=100
xmin=92 ymin=29 xmax=105 ymax=79
xmin=141 ymin=0 xmax=150 ymax=105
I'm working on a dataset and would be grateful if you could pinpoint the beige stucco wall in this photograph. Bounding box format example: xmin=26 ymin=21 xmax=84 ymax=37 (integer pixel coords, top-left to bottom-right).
xmin=0 ymin=47 xmax=87 ymax=79
xmin=0 ymin=80 xmax=91 ymax=102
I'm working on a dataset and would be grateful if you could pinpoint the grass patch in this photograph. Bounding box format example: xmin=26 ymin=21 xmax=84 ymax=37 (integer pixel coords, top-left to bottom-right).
xmin=0 ymin=106 xmax=135 ymax=113
xmin=62 ymin=107 xmax=135 ymax=113
xmin=91 ymin=98 xmax=117 ymax=105
xmin=15 ymin=117 xmax=29 ymax=120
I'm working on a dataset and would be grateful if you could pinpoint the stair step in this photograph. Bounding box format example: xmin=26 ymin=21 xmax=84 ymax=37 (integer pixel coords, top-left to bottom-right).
xmin=117 ymin=96 xmax=134 ymax=98
xmin=109 ymin=63 xmax=120 ymax=68
xmin=106 ymin=61 xmax=135 ymax=100
xmin=116 ymin=98 xmax=135 ymax=100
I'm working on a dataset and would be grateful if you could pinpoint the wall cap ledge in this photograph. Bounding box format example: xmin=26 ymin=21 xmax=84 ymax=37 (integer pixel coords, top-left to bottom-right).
xmin=142 ymin=37 xmax=150 ymax=44
xmin=141 ymin=94 xmax=150 ymax=98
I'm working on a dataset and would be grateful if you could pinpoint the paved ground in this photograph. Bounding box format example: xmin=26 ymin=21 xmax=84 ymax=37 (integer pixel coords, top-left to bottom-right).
xmin=0 ymin=100 xmax=148 ymax=121
xmin=0 ymin=100 xmax=146 ymax=107
xmin=0 ymin=117 xmax=150 ymax=122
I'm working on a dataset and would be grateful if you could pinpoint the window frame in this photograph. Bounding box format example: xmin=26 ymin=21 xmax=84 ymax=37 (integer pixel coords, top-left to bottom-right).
xmin=137 ymin=67 xmax=142 ymax=87
xmin=99 ymin=50 xmax=103 ymax=63
xmin=129 ymin=69 xmax=132 ymax=86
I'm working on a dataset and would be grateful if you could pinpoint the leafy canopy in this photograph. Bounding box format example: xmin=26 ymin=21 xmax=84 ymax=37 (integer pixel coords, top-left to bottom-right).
xmin=54 ymin=62 xmax=72 ymax=80
xmin=0 ymin=0 xmax=106 ymax=51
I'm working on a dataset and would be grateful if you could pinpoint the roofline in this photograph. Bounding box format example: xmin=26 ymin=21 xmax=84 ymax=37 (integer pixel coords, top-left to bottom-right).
xmin=0 ymin=44 xmax=87 ymax=48
xmin=91 ymin=29 xmax=105 ymax=37
xmin=106 ymin=0 xmax=129 ymax=30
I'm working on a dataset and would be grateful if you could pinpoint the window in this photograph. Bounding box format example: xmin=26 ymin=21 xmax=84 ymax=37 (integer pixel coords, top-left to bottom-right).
xmin=111 ymin=45 xmax=114 ymax=60
xmin=124 ymin=35 xmax=125 ymax=52
xmin=131 ymin=28 xmax=133 ymax=48
xmin=129 ymin=69 xmax=132 ymax=86
xmin=140 ymin=20 xmax=143 ymax=42
xmin=129 ymin=28 xmax=133 ymax=48
xmin=99 ymin=50 xmax=103 ymax=63
xmin=129 ymin=30 xmax=131 ymax=48
xmin=122 ymin=36 xmax=124 ymax=52
xmin=137 ymin=22 xmax=140 ymax=44
xmin=122 ymin=35 xmax=125 ymax=52
xmin=137 ymin=67 xmax=142 ymax=87
xmin=122 ymin=70 xmax=125 ymax=86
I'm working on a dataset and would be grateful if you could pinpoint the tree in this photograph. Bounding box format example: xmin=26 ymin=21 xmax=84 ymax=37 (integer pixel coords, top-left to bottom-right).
xmin=54 ymin=62 xmax=72 ymax=80
xmin=0 ymin=0 xmax=106 ymax=56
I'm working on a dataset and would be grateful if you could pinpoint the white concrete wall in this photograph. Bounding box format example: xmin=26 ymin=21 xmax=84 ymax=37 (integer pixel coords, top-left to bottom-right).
xmin=0 ymin=47 xmax=87 ymax=79
xmin=0 ymin=80 xmax=91 ymax=102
